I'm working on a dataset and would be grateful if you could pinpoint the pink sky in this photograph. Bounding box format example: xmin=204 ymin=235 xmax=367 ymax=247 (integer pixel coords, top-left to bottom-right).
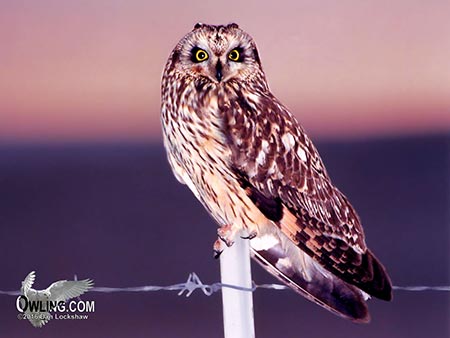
xmin=1 ymin=0 xmax=449 ymax=142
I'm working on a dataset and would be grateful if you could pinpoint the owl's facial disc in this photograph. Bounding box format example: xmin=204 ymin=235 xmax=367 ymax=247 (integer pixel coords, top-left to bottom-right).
xmin=178 ymin=24 xmax=262 ymax=84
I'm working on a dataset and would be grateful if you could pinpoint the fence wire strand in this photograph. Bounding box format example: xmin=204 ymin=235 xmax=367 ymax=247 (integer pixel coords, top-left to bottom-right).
xmin=0 ymin=273 xmax=449 ymax=297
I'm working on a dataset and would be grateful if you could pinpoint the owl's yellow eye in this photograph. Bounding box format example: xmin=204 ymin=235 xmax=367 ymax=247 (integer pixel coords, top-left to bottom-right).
xmin=194 ymin=49 xmax=209 ymax=62
xmin=228 ymin=49 xmax=241 ymax=62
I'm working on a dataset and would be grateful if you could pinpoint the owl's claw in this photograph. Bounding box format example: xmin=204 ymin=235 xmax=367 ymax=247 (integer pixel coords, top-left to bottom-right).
xmin=213 ymin=224 xmax=238 ymax=259
xmin=217 ymin=224 xmax=236 ymax=247
xmin=241 ymin=230 xmax=258 ymax=240
xmin=213 ymin=239 xmax=224 ymax=259
xmin=218 ymin=234 xmax=235 ymax=247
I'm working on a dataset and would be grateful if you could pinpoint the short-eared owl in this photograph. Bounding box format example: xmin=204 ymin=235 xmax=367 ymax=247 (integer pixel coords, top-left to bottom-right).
xmin=161 ymin=23 xmax=392 ymax=322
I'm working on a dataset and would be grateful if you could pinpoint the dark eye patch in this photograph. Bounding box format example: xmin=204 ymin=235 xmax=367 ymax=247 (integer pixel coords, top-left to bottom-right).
xmin=191 ymin=47 xmax=208 ymax=63
xmin=229 ymin=46 xmax=245 ymax=62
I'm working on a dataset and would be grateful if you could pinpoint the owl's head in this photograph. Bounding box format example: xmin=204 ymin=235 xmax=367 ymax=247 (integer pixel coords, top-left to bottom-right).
xmin=167 ymin=23 xmax=264 ymax=85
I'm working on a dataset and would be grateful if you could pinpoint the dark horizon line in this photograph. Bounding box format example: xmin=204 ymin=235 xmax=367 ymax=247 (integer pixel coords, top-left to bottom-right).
xmin=0 ymin=130 xmax=448 ymax=149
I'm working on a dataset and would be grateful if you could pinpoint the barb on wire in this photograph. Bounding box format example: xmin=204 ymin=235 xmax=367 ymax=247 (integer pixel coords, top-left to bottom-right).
xmin=0 ymin=273 xmax=448 ymax=297
xmin=89 ymin=273 xmax=260 ymax=297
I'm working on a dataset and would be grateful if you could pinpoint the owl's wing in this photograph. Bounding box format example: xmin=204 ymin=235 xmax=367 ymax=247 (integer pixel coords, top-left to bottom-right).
xmin=223 ymin=88 xmax=392 ymax=301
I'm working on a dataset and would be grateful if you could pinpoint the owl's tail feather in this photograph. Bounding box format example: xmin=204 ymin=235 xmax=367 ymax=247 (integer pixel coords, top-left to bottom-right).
xmin=250 ymin=236 xmax=370 ymax=323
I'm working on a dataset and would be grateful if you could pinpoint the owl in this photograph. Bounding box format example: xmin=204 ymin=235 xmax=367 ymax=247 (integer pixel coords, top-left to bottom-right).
xmin=160 ymin=23 xmax=392 ymax=322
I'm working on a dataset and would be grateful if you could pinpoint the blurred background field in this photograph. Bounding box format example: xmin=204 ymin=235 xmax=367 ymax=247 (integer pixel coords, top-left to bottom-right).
xmin=0 ymin=134 xmax=448 ymax=337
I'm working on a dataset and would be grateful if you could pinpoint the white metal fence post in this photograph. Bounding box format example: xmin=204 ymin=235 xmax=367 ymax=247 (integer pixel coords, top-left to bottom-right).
xmin=220 ymin=235 xmax=255 ymax=338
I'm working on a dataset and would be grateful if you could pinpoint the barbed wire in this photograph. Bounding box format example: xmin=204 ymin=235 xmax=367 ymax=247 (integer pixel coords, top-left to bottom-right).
xmin=0 ymin=273 xmax=449 ymax=297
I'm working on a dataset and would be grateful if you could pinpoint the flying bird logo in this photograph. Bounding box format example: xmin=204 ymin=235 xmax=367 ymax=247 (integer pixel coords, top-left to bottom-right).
xmin=17 ymin=271 xmax=94 ymax=327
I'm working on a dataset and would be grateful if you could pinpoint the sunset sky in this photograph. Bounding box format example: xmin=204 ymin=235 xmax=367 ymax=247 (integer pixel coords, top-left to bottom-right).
xmin=1 ymin=0 xmax=449 ymax=142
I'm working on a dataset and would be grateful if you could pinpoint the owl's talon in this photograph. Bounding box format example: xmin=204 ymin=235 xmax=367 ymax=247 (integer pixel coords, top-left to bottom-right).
xmin=214 ymin=249 xmax=223 ymax=259
xmin=218 ymin=235 xmax=234 ymax=247
xmin=213 ymin=239 xmax=224 ymax=259
xmin=241 ymin=231 xmax=258 ymax=240
xmin=217 ymin=224 xmax=236 ymax=247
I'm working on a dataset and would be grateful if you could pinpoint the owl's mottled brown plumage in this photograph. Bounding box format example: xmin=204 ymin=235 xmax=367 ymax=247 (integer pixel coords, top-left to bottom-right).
xmin=161 ymin=23 xmax=392 ymax=322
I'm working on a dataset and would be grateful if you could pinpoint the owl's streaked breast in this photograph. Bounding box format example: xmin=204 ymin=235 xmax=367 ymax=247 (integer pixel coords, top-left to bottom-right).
xmin=161 ymin=78 xmax=268 ymax=232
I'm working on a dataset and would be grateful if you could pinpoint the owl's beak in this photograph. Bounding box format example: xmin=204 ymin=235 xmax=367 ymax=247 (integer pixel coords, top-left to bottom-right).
xmin=215 ymin=60 xmax=223 ymax=82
